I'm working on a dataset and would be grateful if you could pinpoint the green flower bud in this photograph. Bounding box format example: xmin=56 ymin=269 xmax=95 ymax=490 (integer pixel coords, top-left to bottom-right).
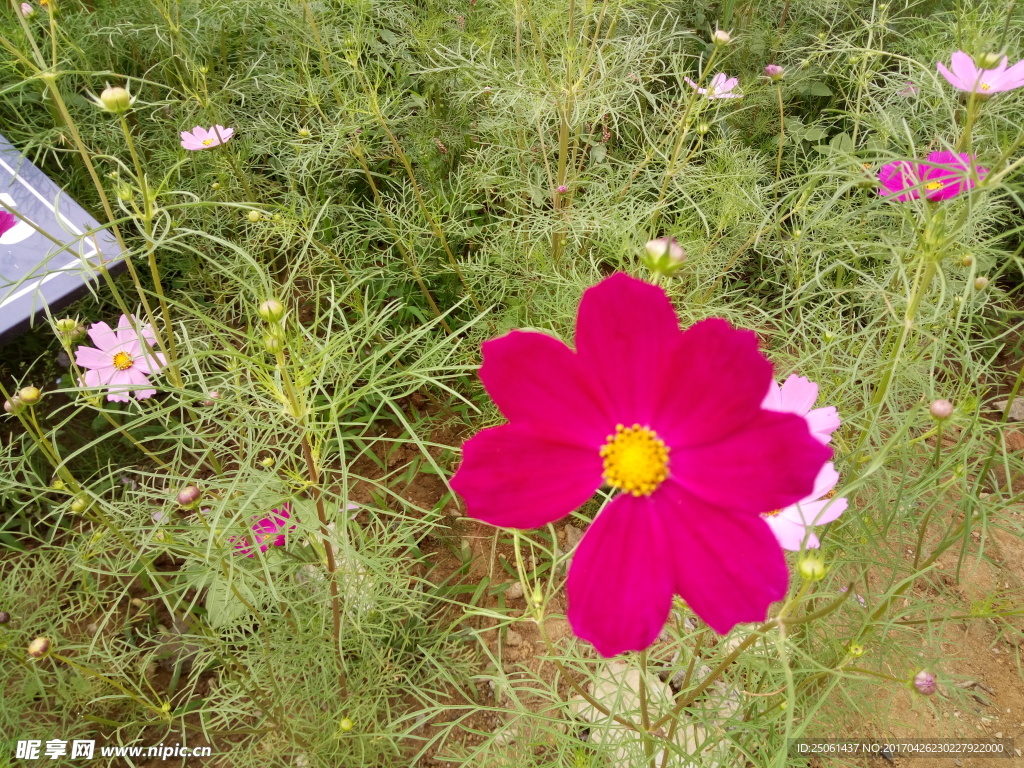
xmin=92 ymin=84 xmax=135 ymax=114
xmin=798 ymin=554 xmax=826 ymax=581
xmin=258 ymin=299 xmax=285 ymax=323
xmin=976 ymin=52 xmax=1004 ymax=70
xmin=974 ymin=276 xmax=990 ymax=291
xmin=338 ymin=717 xmax=354 ymax=732
xmin=264 ymin=333 xmax=284 ymax=354
xmin=70 ymin=497 xmax=89 ymax=514
xmin=18 ymin=387 xmax=41 ymax=405
xmin=247 ymin=210 xmax=262 ymax=223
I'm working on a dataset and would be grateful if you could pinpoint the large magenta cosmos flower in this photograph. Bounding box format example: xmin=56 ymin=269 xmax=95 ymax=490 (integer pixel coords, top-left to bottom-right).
xmin=451 ymin=273 xmax=831 ymax=656
xmin=878 ymin=151 xmax=987 ymax=202
xmin=232 ymin=504 xmax=295 ymax=557
xmin=937 ymin=51 xmax=1024 ymax=94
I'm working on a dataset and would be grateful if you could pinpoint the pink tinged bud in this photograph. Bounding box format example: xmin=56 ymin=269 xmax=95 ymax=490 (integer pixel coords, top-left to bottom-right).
xmin=929 ymin=399 xmax=954 ymax=420
xmin=20 ymin=3 xmax=33 ymax=17
xmin=557 ymin=185 xmax=568 ymax=194
xmin=28 ymin=637 xmax=51 ymax=658
xmin=765 ymin=64 xmax=785 ymax=81
xmin=4 ymin=397 xmax=21 ymax=414
xmin=177 ymin=485 xmax=201 ymax=507
xmin=0 ymin=610 xmax=9 ymax=624
xmin=644 ymin=237 xmax=686 ymax=264
xmin=711 ymin=29 xmax=731 ymax=45
xmin=913 ymin=670 xmax=937 ymax=695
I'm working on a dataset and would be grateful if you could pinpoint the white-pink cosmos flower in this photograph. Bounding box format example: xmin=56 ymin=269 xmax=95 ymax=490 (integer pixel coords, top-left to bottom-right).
xmin=180 ymin=125 xmax=235 ymax=151
xmin=762 ymin=374 xmax=840 ymax=444
xmin=74 ymin=315 xmax=166 ymax=402
xmin=685 ymin=72 xmax=742 ymax=99
xmin=936 ymin=51 xmax=1024 ymax=94
xmin=762 ymin=461 xmax=847 ymax=550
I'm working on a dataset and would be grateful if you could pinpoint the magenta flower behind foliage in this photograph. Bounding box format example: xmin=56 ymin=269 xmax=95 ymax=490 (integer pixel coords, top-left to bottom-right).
xmin=74 ymin=314 xmax=166 ymax=402
xmin=762 ymin=462 xmax=847 ymax=550
xmin=450 ymin=273 xmax=831 ymax=656
xmin=937 ymin=51 xmax=1024 ymax=94
xmin=233 ymin=504 xmax=295 ymax=557
xmin=878 ymin=151 xmax=987 ymax=202
xmin=762 ymin=374 xmax=840 ymax=445
xmin=180 ymin=125 xmax=234 ymax=151
xmin=0 ymin=210 xmax=15 ymax=237
xmin=898 ymin=81 xmax=919 ymax=98
xmin=685 ymin=72 xmax=742 ymax=99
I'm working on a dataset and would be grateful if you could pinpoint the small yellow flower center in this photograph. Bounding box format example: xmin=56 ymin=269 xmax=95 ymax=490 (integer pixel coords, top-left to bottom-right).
xmin=112 ymin=351 xmax=134 ymax=370
xmin=763 ymin=508 xmax=783 ymax=518
xmin=925 ymin=181 xmax=943 ymax=191
xmin=202 ymin=138 xmax=215 ymax=146
xmin=600 ymin=424 xmax=669 ymax=497
xmin=980 ymin=83 xmax=991 ymax=91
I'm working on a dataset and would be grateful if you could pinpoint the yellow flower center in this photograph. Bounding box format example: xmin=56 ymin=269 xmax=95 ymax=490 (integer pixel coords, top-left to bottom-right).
xmin=925 ymin=181 xmax=943 ymax=191
xmin=980 ymin=83 xmax=991 ymax=91
xmin=202 ymin=138 xmax=215 ymax=146
xmin=112 ymin=351 xmax=134 ymax=370
xmin=763 ymin=508 xmax=782 ymax=518
xmin=600 ymin=424 xmax=669 ymax=497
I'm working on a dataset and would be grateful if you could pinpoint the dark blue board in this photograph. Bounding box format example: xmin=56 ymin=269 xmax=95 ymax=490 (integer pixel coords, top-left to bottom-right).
xmin=0 ymin=135 xmax=123 ymax=346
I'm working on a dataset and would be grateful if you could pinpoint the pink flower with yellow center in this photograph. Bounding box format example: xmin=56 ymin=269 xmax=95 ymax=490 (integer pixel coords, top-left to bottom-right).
xmin=74 ymin=314 xmax=166 ymax=402
xmin=233 ymin=504 xmax=295 ymax=557
xmin=450 ymin=273 xmax=831 ymax=656
xmin=878 ymin=151 xmax=987 ymax=202
xmin=761 ymin=462 xmax=847 ymax=550
xmin=685 ymin=72 xmax=742 ymax=99
xmin=180 ymin=125 xmax=234 ymax=151
xmin=937 ymin=51 xmax=1024 ymax=95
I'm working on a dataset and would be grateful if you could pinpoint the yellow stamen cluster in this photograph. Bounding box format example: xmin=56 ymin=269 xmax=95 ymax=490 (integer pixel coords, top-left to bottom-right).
xmin=980 ymin=83 xmax=991 ymax=91
xmin=112 ymin=351 xmax=134 ymax=370
xmin=763 ymin=508 xmax=783 ymax=518
xmin=202 ymin=138 xmax=215 ymax=146
xmin=600 ymin=424 xmax=669 ymax=497
xmin=925 ymin=181 xmax=944 ymax=191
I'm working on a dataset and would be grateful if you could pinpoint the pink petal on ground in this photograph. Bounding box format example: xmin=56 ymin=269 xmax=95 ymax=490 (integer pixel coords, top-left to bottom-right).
xmin=566 ymin=493 xmax=673 ymax=656
xmin=651 ymin=318 xmax=771 ymax=448
xmin=75 ymin=345 xmax=110 ymax=370
xmin=87 ymin=321 xmax=119 ymax=351
xmin=451 ymin=423 xmax=602 ymax=529
xmin=949 ymin=51 xmax=980 ymax=89
xmin=671 ymin=408 xmax=830 ymax=514
xmin=479 ymin=330 xmax=611 ymax=446
xmin=657 ymin=481 xmax=789 ymax=634
xmin=574 ymin=272 xmax=682 ymax=427
xmin=806 ymin=406 xmax=840 ymax=443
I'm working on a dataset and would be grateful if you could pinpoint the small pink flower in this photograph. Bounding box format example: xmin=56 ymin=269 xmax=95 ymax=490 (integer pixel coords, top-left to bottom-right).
xmin=898 ymin=81 xmax=919 ymax=97
xmin=74 ymin=314 xmax=166 ymax=402
xmin=19 ymin=2 xmax=33 ymax=17
xmin=685 ymin=72 xmax=742 ymax=99
xmin=180 ymin=125 xmax=234 ymax=151
xmin=762 ymin=462 xmax=847 ymax=550
xmin=233 ymin=504 xmax=295 ymax=557
xmin=0 ymin=210 xmax=15 ymax=237
xmin=765 ymin=64 xmax=785 ymax=81
xmin=878 ymin=151 xmax=987 ymax=202
xmin=762 ymin=374 xmax=840 ymax=445
xmin=557 ymin=184 xmax=568 ymax=194
xmin=913 ymin=670 xmax=937 ymax=695
xmin=937 ymin=51 xmax=1024 ymax=94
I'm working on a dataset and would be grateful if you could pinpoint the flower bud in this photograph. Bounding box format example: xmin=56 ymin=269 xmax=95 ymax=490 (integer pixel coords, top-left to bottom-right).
xmin=0 ymin=611 xmax=10 ymax=624
xmin=116 ymin=183 xmax=133 ymax=201
xmin=3 ymin=397 xmax=22 ymax=415
xmin=202 ymin=390 xmax=221 ymax=407
xmin=974 ymin=276 xmax=989 ymax=291
xmin=27 ymin=637 xmax=51 ymax=658
xmin=642 ymin=237 xmax=687 ymax=278
xmin=976 ymin=52 xmax=1004 ymax=70
xmin=70 ymin=497 xmax=89 ymax=514
xmin=557 ymin=185 xmax=568 ymax=194
xmin=272 ymin=213 xmax=282 ymax=222
xmin=913 ymin=670 xmax=936 ymax=695
xmin=711 ymin=29 xmax=731 ymax=46
xmin=765 ymin=64 xmax=785 ymax=81
xmin=20 ymin=3 xmax=34 ymax=17
xmin=338 ymin=717 xmax=354 ymax=732
xmin=928 ymin=399 xmax=954 ymax=421
xmin=697 ymin=122 xmax=711 ymax=135
xmin=98 ymin=85 xmax=133 ymax=114
xmin=18 ymin=386 xmax=41 ymax=405
xmin=531 ymin=586 xmax=544 ymax=607
xmin=260 ymin=456 xmax=275 ymax=468
xmin=55 ymin=317 xmax=77 ymax=334
xmin=264 ymin=333 xmax=284 ymax=354
xmin=210 ymin=182 xmax=221 ymax=190
xmin=258 ymin=299 xmax=285 ymax=323
xmin=298 ymin=128 xmax=310 ymax=138
xmin=798 ymin=554 xmax=826 ymax=581
xmin=247 ymin=210 xmax=262 ymax=223
xmin=959 ymin=253 xmax=973 ymax=267
xmin=822 ymin=330 xmax=837 ymax=344
xmin=177 ymin=485 xmax=201 ymax=507
xmin=848 ymin=643 xmax=865 ymax=657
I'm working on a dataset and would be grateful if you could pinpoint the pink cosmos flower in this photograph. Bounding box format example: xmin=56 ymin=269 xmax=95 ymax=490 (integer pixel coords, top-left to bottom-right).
xmin=762 ymin=374 xmax=840 ymax=445
xmin=898 ymin=81 xmax=919 ymax=98
xmin=232 ymin=504 xmax=295 ymax=557
xmin=74 ymin=314 xmax=166 ymax=402
xmin=936 ymin=51 xmax=1024 ymax=94
xmin=450 ymin=273 xmax=831 ymax=656
xmin=0 ymin=210 xmax=15 ymax=236
xmin=685 ymin=72 xmax=742 ymax=99
xmin=180 ymin=125 xmax=234 ymax=151
xmin=878 ymin=151 xmax=987 ymax=202
xmin=762 ymin=462 xmax=847 ymax=550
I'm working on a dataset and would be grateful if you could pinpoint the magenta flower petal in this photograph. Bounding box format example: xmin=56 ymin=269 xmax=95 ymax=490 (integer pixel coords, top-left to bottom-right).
xmin=878 ymin=161 xmax=920 ymax=201
xmin=574 ymin=272 xmax=684 ymax=426
xmin=566 ymin=494 xmax=673 ymax=656
xmin=451 ymin=423 xmax=603 ymax=528
xmin=0 ymin=210 xmax=15 ymax=237
xmin=656 ymin=481 xmax=788 ymax=634
xmin=672 ymin=408 xmax=831 ymax=514
xmin=479 ymin=330 xmax=611 ymax=445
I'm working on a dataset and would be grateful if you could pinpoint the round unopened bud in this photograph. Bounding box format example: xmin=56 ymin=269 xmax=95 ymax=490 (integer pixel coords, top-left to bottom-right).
xmin=264 ymin=333 xmax=284 ymax=354
xmin=798 ymin=554 xmax=826 ymax=581
xmin=27 ymin=637 xmax=51 ymax=658
xmin=848 ymin=643 xmax=865 ymax=657
xmin=765 ymin=64 xmax=785 ymax=81
xmin=960 ymin=254 xmax=973 ymax=267
xmin=70 ymin=497 xmax=89 ymax=513
xmin=99 ymin=85 xmax=133 ymax=114
xmin=557 ymin=185 xmax=568 ymax=194
xmin=929 ymin=399 xmax=954 ymax=421
xmin=18 ymin=387 xmax=41 ymax=405
xmin=210 ymin=182 xmax=221 ymax=190
xmin=913 ymin=670 xmax=936 ymax=695
xmin=177 ymin=485 xmax=201 ymax=507
xmin=338 ymin=717 xmax=354 ymax=732
xmin=55 ymin=317 xmax=77 ymax=334
xmin=976 ymin=52 xmax=1004 ymax=70
xmin=260 ymin=456 xmax=275 ymax=468
xmin=272 ymin=213 xmax=282 ymax=222
xmin=0 ymin=611 xmax=10 ymax=624
xmin=974 ymin=276 xmax=990 ymax=290
xmin=644 ymin=237 xmax=686 ymax=264
xmin=697 ymin=122 xmax=711 ymax=135
xmin=247 ymin=210 xmax=262 ymax=223
xmin=711 ymin=29 xmax=731 ymax=46
xmin=298 ymin=128 xmax=310 ymax=138
xmin=116 ymin=183 xmax=133 ymax=201
xmin=258 ymin=299 xmax=285 ymax=323
xmin=202 ymin=389 xmax=221 ymax=407
xmin=20 ymin=3 xmax=34 ymax=18
xmin=4 ymin=397 xmax=22 ymax=415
